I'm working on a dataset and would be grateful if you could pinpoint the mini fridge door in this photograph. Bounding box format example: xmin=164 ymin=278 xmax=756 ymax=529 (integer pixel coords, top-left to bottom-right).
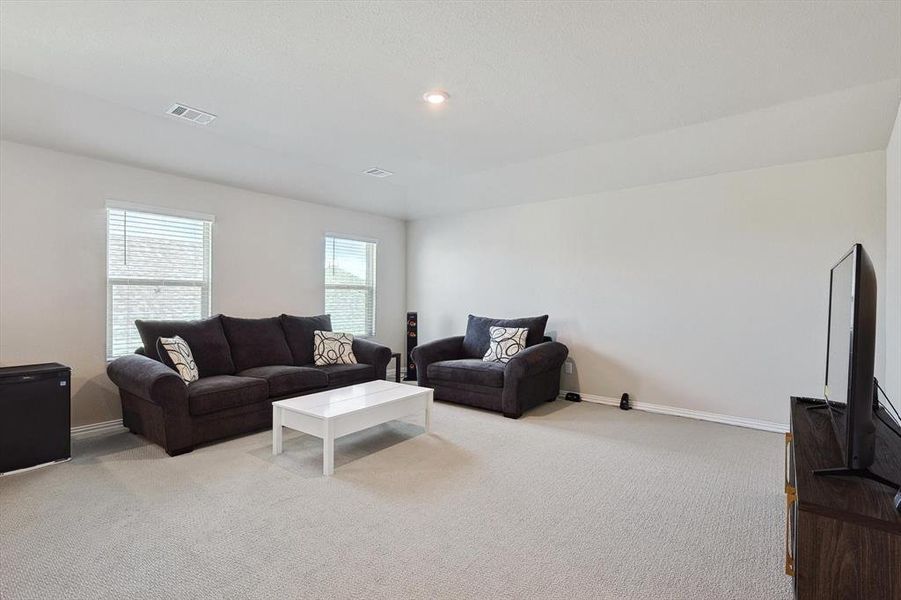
xmin=0 ymin=364 xmax=71 ymax=474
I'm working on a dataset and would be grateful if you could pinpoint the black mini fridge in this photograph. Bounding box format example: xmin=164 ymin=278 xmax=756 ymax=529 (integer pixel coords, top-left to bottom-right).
xmin=0 ymin=363 xmax=71 ymax=475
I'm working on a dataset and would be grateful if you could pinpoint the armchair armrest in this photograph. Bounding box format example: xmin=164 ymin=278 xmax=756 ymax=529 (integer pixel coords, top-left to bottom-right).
xmin=501 ymin=341 xmax=569 ymax=418
xmin=352 ymin=338 xmax=392 ymax=380
xmin=505 ymin=341 xmax=569 ymax=380
xmin=106 ymin=354 xmax=187 ymax=406
xmin=411 ymin=335 xmax=465 ymax=387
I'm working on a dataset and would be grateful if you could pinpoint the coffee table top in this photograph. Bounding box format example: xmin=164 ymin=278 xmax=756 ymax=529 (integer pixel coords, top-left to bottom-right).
xmin=272 ymin=380 xmax=430 ymax=419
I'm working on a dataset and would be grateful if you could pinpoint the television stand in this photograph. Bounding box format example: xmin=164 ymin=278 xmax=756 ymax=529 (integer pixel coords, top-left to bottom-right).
xmin=813 ymin=466 xmax=899 ymax=490
xmin=802 ymin=401 xmax=844 ymax=413
xmin=785 ymin=397 xmax=900 ymax=599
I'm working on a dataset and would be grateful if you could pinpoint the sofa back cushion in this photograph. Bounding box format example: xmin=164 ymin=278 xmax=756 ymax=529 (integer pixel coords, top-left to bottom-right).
xmin=220 ymin=316 xmax=294 ymax=371
xmin=280 ymin=314 xmax=332 ymax=365
xmin=461 ymin=314 xmax=549 ymax=358
xmin=135 ymin=315 xmax=236 ymax=377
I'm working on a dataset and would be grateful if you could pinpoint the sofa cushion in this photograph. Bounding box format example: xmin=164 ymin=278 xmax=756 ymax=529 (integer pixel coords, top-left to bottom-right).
xmin=281 ymin=314 xmax=332 ymax=366
xmin=428 ymin=359 xmax=505 ymax=388
xmin=135 ymin=315 xmax=236 ymax=377
xmin=187 ymin=375 xmax=268 ymax=416
xmin=237 ymin=365 xmax=328 ymax=398
xmin=316 ymin=363 xmax=376 ymax=387
xmin=462 ymin=314 xmax=549 ymax=359
xmin=220 ymin=316 xmax=294 ymax=371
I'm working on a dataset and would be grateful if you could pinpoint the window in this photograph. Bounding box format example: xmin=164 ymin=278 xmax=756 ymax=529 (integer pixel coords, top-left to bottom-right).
xmin=324 ymin=235 xmax=377 ymax=337
xmin=106 ymin=204 xmax=213 ymax=359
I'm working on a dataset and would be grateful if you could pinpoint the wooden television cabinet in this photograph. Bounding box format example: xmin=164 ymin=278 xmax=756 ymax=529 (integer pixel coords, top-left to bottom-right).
xmin=785 ymin=397 xmax=901 ymax=599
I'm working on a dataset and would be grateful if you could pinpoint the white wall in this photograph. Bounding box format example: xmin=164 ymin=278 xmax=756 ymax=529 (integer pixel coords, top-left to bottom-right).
xmin=886 ymin=102 xmax=901 ymax=406
xmin=407 ymin=152 xmax=886 ymax=426
xmin=0 ymin=141 xmax=406 ymax=426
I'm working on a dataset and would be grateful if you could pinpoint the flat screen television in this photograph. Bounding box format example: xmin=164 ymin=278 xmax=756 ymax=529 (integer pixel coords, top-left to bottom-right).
xmin=821 ymin=243 xmax=897 ymax=489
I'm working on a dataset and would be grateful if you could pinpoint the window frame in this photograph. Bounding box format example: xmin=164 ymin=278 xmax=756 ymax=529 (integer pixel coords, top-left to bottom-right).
xmin=323 ymin=233 xmax=378 ymax=338
xmin=105 ymin=200 xmax=214 ymax=361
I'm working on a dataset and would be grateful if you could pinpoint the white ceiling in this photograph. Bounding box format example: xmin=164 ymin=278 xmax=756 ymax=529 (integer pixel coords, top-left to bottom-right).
xmin=1 ymin=1 xmax=899 ymax=219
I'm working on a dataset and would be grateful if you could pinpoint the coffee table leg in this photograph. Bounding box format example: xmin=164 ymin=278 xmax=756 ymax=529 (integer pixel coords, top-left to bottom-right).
xmin=323 ymin=420 xmax=335 ymax=476
xmin=425 ymin=390 xmax=433 ymax=433
xmin=272 ymin=406 xmax=283 ymax=455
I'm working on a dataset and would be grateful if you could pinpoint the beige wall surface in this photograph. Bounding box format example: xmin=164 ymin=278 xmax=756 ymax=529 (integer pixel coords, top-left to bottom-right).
xmin=407 ymin=152 xmax=887 ymax=426
xmin=0 ymin=141 xmax=406 ymax=427
xmin=886 ymin=102 xmax=901 ymax=406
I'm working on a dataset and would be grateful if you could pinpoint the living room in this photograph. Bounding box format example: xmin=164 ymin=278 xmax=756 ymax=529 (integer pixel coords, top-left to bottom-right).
xmin=1 ymin=2 xmax=899 ymax=599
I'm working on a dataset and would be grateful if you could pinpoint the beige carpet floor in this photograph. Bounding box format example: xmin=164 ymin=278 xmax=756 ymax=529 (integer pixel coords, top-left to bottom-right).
xmin=0 ymin=400 xmax=791 ymax=600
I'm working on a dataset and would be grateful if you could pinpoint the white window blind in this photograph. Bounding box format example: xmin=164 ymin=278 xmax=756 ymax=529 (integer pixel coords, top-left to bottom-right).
xmin=106 ymin=207 xmax=212 ymax=359
xmin=324 ymin=236 xmax=377 ymax=337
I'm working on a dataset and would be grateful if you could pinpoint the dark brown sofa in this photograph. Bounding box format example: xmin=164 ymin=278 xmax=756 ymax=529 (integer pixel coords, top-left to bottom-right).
xmin=411 ymin=315 xmax=568 ymax=418
xmin=106 ymin=314 xmax=391 ymax=456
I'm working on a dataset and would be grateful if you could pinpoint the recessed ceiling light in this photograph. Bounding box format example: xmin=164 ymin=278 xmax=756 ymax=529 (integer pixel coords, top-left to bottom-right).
xmin=423 ymin=90 xmax=449 ymax=105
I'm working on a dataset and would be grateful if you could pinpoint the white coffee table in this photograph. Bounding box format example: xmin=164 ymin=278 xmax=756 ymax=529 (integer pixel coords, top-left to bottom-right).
xmin=272 ymin=379 xmax=433 ymax=475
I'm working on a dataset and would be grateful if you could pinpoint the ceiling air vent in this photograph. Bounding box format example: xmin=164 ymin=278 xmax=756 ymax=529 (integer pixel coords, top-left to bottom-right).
xmin=166 ymin=103 xmax=217 ymax=125
xmin=363 ymin=167 xmax=394 ymax=178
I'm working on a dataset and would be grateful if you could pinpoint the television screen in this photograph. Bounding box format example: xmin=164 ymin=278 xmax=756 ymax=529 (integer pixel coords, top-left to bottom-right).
xmin=824 ymin=244 xmax=878 ymax=470
xmin=824 ymin=249 xmax=854 ymax=443
xmin=825 ymin=251 xmax=853 ymax=408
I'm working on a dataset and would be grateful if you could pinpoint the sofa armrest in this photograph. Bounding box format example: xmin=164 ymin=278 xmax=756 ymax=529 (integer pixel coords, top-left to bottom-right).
xmin=106 ymin=354 xmax=188 ymax=406
xmin=500 ymin=341 xmax=569 ymax=418
xmin=411 ymin=335 xmax=465 ymax=387
xmin=505 ymin=341 xmax=569 ymax=382
xmin=352 ymin=338 xmax=392 ymax=380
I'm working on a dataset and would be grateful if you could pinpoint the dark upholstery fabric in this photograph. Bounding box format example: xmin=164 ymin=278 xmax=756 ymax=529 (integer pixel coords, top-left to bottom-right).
xmin=428 ymin=359 xmax=505 ymax=388
xmin=434 ymin=383 xmax=503 ymax=412
xmin=411 ymin=335 xmax=465 ymax=388
xmin=281 ymin=314 xmax=332 ymax=366
xmin=119 ymin=389 xmax=193 ymax=456
xmin=190 ymin=404 xmax=273 ymax=447
xmin=316 ymin=363 xmax=375 ymax=387
xmin=220 ymin=316 xmax=293 ymax=371
xmin=504 ymin=341 xmax=569 ymax=381
xmin=110 ymin=355 xmax=193 ymax=455
xmin=238 ymin=365 xmax=327 ymax=397
xmin=113 ymin=313 xmax=393 ymax=455
xmin=352 ymin=338 xmax=392 ymax=380
xmin=461 ymin=315 xmax=549 ymax=358
xmin=501 ymin=342 xmax=569 ymax=417
xmin=135 ymin=315 xmax=236 ymax=377
xmin=412 ymin=324 xmax=567 ymax=419
xmin=107 ymin=354 xmax=187 ymax=405
xmin=187 ymin=375 xmax=268 ymax=416
xmin=502 ymin=369 xmax=564 ymax=418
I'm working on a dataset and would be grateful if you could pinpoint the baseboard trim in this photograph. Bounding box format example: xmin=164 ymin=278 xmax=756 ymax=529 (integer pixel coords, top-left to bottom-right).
xmin=68 ymin=394 xmax=788 ymax=438
xmin=71 ymin=419 xmax=126 ymax=439
xmin=560 ymin=391 xmax=789 ymax=433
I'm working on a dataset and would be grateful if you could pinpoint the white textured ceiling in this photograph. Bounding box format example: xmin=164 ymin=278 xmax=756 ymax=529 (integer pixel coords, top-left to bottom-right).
xmin=1 ymin=1 xmax=899 ymax=219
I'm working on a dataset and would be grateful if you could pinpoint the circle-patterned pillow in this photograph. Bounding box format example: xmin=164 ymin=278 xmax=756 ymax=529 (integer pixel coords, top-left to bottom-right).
xmin=482 ymin=326 xmax=529 ymax=363
xmin=157 ymin=335 xmax=199 ymax=384
xmin=313 ymin=330 xmax=358 ymax=366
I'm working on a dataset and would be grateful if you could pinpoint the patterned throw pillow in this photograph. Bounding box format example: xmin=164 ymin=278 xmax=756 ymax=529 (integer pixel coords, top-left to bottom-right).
xmin=157 ymin=335 xmax=199 ymax=384
xmin=483 ymin=326 xmax=529 ymax=363
xmin=313 ymin=331 xmax=358 ymax=366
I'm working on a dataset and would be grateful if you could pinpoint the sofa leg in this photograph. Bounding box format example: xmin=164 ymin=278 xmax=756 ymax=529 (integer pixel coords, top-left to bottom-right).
xmin=503 ymin=412 xmax=521 ymax=419
xmin=166 ymin=446 xmax=194 ymax=457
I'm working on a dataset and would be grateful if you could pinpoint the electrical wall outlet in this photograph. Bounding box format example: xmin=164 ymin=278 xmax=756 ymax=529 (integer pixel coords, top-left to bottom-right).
xmin=564 ymin=361 xmax=573 ymax=374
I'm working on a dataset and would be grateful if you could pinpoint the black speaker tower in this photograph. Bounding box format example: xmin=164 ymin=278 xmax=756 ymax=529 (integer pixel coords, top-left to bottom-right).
xmin=404 ymin=312 xmax=418 ymax=381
